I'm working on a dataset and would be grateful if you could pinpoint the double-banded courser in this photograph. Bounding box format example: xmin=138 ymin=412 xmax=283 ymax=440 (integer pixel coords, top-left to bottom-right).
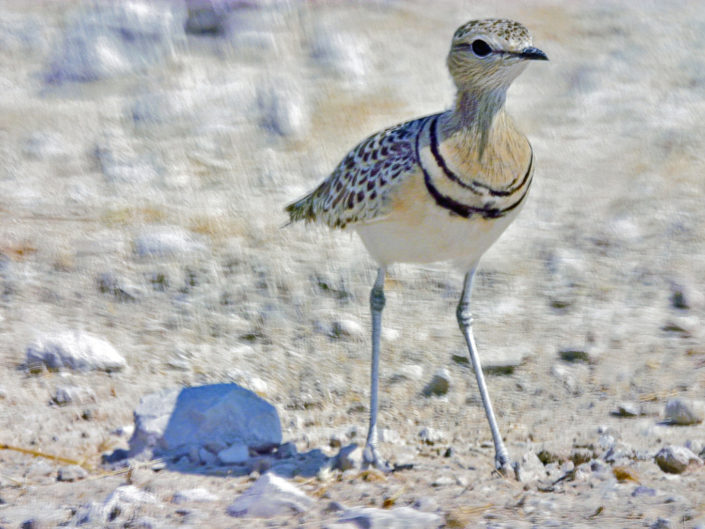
xmin=286 ymin=18 xmax=547 ymax=475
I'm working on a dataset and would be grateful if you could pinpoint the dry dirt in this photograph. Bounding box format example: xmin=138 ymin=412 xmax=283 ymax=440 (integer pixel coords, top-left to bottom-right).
xmin=0 ymin=0 xmax=704 ymax=527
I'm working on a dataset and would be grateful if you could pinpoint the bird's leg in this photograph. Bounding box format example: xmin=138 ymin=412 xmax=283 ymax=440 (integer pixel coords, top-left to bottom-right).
xmin=457 ymin=269 xmax=517 ymax=478
xmin=363 ymin=267 xmax=391 ymax=471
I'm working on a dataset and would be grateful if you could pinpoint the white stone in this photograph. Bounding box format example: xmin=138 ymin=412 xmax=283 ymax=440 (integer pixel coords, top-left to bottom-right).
xmin=664 ymin=398 xmax=704 ymax=425
xmin=53 ymin=385 xmax=97 ymax=405
xmin=218 ymin=443 xmax=249 ymax=465
xmin=26 ymin=331 xmax=126 ymax=372
xmin=128 ymin=384 xmax=282 ymax=458
xmin=172 ymin=487 xmax=218 ymax=504
xmin=338 ymin=506 xmax=442 ymax=529
xmin=257 ymin=79 xmax=310 ymax=138
xmin=134 ymin=226 xmax=207 ymax=257
xmin=331 ymin=319 xmax=365 ymax=339
xmin=655 ymin=445 xmax=702 ymax=474
xmin=227 ymin=473 xmax=314 ymax=518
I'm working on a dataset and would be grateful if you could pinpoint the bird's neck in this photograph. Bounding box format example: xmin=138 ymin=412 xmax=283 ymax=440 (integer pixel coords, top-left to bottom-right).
xmin=442 ymin=86 xmax=508 ymax=158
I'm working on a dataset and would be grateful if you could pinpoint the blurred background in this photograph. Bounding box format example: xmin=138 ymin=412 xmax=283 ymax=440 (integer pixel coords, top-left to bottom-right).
xmin=0 ymin=0 xmax=703 ymax=507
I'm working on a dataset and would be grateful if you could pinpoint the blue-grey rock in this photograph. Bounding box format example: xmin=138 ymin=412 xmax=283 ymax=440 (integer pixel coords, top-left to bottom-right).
xmin=128 ymin=384 xmax=281 ymax=458
xmin=338 ymin=506 xmax=442 ymax=529
xmin=227 ymin=473 xmax=313 ymax=518
xmin=26 ymin=331 xmax=126 ymax=372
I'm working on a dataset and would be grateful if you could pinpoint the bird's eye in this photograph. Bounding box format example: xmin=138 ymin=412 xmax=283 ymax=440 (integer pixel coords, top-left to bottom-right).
xmin=471 ymin=39 xmax=492 ymax=57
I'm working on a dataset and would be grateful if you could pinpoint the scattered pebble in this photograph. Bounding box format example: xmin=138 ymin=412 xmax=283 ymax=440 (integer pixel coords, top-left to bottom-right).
xmin=227 ymin=473 xmax=314 ymax=518
xmin=57 ymin=465 xmax=88 ymax=482
xmin=133 ymin=226 xmax=207 ymax=258
xmin=53 ymin=385 xmax=97 ymax=406
xmin=338 ymin=506 xmax=441 ymax=529
xmin=334 ymin=443 xmax=363 ymax=471
xmin=422 ymin=368 xmax=450 ymax=396
xmin=612 ymin=401 xmax=641 ymax=417
xmin=26 ymin=331 xmax=127 ymax=372
xmin=655 ymin=445 xmax=702 ymax=474
xmin=172 ymin=488 xmax=218 ymax=504
xmin=331 ymin=319 xmax=365 ymax=339
xmin=664 ymin=398 xmax=704 ymax=425
xmin=418 ymin=427 xmax=446 ymax=445
xmin=257 ymin=79 xmax=310 ymax=138
xmin=217 ymin=443 xmax=250 ymax=465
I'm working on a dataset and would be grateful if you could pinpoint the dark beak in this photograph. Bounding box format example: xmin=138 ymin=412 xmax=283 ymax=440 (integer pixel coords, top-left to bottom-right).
xmin=520 ymin=47 xmax=549 ymax=61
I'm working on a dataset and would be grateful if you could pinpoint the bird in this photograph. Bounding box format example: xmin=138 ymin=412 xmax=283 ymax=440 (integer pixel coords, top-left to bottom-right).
xmin=285 ymin=18 xmax=548 ymax=476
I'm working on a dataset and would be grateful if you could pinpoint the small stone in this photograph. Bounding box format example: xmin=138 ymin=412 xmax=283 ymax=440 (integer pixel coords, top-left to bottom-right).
xmin=655 ymin=445 xmax=702 ymax=474
xmin=334 ymin=443 xmax=363 ymax=471
xmin=172 ymin=488 xmax=218 ymax=504
xmin=431 ymin=475 xmax=454 ymax=487
xmin=227 ymin=473 xmax=314 ymax=518
xmin=664 ymin=398 xmax=704 ymax=425
xmin=199 ymin=447 xmax=216 ymax=465
xmin=517 ymin=451 xmax=547 ymax=482
xmin=257 ymin=79 xmax=310 ymax=138
xmin=418 ymin=427 xmax=445 ymax=445
xmin=53 ymin=385 xmax=97 ymax=406
xmin=276 ymin=442 xmax=297 ymax=459
xmin=331 ymin=319 xmax=365 ymax=339
xmin=612 ymin=402 xmax=641 ymax=417
xmin=134 ymin=226 xmax=207 ymax=258
xmin=413 ymin=496 xmax=438 ymax=512
xmin=218 ymin=443 xmax=250 ymax=465
xmin=97 ymin=272 xmax=141 ymax=302
xmin=57 ymin=465 xmax=88 ymax=482
xmin=632 ymin=485 xmax=657 ymax=497
xmin=26 ymin=331 xmax=126 ymax=372
xmin=339 ymin=506 xmax=441 ymax=529
xmin=422 ymin=369 xmax=450 ymax=397
xmin=651 ymin=518 xmax=671 ymax=529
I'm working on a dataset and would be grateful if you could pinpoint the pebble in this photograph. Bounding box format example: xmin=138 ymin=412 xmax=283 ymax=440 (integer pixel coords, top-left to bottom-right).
xmin=664 ymin=398 xmax=704 ymax=425
xmin=53 ymin=385 xmax=97 ymax=406
xmin=129 ymin=384 xmax=281 ymax=459
xmin=517 ymin=451 xmax=547 ymax=483
xmin=57 ymin=465 xmax=88 ymax=482
xmin=612 ymin=401 xmax=641 ymax=417
xmin=452 ymin=347 xmax=529 ymax=374
xmin=44 ymin=1 xmax=183 ymax=84
xmin=172 ymin=488 xmax=218 ymax=504
xmin=422 ymin=368 xmax=451 ymax=396
xmin=334 ymin=443 xmax=363 ymax=471
xmin=418 ymin=427 xmax=446 ymax=445
xmin=133 ymin=226 xmax=207 ymax=258
xmin=655 ymin=445 xmax=702 ymax=474
xmin=26 ymin=331 xmax=127 ymax=372
xmin=227 ymin=473 xmax=314 ymax=518
xmin=257 ymin=79 xmax=310 ymax=138
xmin=308 ymin=25 xmax=369 ymax=84
xmin=558 ymin=347 xmax=596 ymax=363
xmin=22 ymin=131 xmax=70 ymax=161
xmin=338 ymin=506 xmax=441 ymax=529
xmin=217 ymin=443 xmax=250 ymax=465
xmin=331 ymin=319 xmax=365 ymax=339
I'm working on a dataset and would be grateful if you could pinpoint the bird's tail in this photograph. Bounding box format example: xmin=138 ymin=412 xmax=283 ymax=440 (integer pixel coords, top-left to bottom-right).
xmin=284 ymin=191 xmax=317 ymax=224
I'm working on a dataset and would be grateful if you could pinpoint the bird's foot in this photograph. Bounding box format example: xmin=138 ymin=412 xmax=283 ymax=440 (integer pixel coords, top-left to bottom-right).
xmin=362 ymin=444 xmax=393 ymax=473
xmin=495 ymin=453 xmax=519 ymax=480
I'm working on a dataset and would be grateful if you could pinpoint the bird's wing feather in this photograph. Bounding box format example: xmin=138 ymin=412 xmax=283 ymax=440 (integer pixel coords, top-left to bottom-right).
xmin=286 ymin=115 xmax=434 ymax=229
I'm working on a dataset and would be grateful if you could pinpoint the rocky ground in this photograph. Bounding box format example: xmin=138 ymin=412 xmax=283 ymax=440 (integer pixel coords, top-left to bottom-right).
xmin=1 ymin=0 xmax=704 ymax=527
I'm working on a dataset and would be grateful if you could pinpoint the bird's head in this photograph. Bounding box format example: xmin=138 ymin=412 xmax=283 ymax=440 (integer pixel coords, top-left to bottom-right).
xmin=447 ymin=18 xmax=548 ymax=93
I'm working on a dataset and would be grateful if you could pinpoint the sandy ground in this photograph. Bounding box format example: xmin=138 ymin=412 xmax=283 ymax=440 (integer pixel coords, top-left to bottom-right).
xmin=0 ymin=0 xmax=704 ymax=527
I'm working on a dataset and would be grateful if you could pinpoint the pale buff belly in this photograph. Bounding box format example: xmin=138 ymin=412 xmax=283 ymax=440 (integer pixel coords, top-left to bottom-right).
xmin=354 ymin=198 xmax=523 ymax=270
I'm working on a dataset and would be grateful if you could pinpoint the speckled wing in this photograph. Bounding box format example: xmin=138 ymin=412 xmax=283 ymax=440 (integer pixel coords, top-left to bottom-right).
xmin=286 ymin=116 xmax=432 ymax=229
